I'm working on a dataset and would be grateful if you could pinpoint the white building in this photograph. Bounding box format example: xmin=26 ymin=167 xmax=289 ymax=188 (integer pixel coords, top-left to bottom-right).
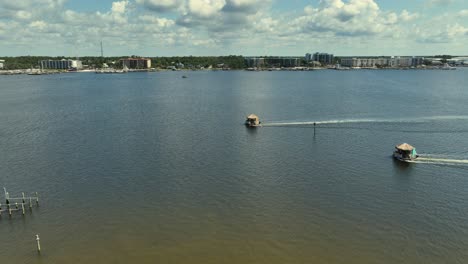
xmin=392 ymin=57 xmax=413 ymax=67
xmin=340 ymin=56 xmax=424 ymax=68
xmin=341 ymin=57 xmax=392 ymax=68
xmin=0 ymin=59 xmax=4 ymax=69
xmin=40 ymin=59 xmax=83 ymax=70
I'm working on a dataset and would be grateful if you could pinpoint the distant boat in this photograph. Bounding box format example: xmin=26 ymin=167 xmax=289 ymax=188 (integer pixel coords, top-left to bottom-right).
xmin=393 ymin=143 xmax=418 ymax=161
xmin=245 ymin=114 xmax=261 ymax=127
xmin=182 ymin=75 xmax=187 ymax=78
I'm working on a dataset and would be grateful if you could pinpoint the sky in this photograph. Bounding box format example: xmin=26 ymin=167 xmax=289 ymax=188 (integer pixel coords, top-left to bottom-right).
xmin=0 ymin=0 xmax=467 ymax=56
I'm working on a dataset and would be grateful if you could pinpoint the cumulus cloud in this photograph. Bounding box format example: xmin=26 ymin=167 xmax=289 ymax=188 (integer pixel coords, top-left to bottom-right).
xmin=222 ymin=0 xmax=267 ymax=13
xmin=0 ymin=0 xmax=467 ymax=55
xmin=111 ymin=1 xmax=129 ymax=14
xmin=0 ymin=0 xmax=65 ymax=21
xmin=174 ymin=0 xmax=269 ymax=39
xmin=417 ymin=23 xmax=468 ymax=43
xmin=291 ymin=0 xmax=420 ymax=38
xmin=458 ymin=9 xmax=468 ymax=17
xmin=187 ymin=0 xmax=225 ymax=18
xmin=425 ymin=0 xmax=454 ymax=7
xmin=10 ymin=10 xmax=32 ymax=20
xmin=400 ymin=10 xmax=419 ymax=21
xmin=294 ymin=0 xmax=386 ymax=36
xmin=135 ymin=0 xmax=183 ymax=12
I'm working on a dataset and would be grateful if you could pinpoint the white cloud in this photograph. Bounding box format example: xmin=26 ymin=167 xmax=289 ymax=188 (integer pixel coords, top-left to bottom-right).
xmin=30 ymin=20 xmax=47 ymax=30
xmin=15 ymin=11 xmax=32 ymax=20
xmin=0 ymin=0 xmax=467 ymax=56
xmin=139 ymin=15 xmax=175 ymax=27
xmin=293 ymin=0 xmax=386 ymax=36
xmin=458 ymin=9 xmax=468 ymax=17
xmin=222 ymin=0 xmax=267 ymax=13
xmin=188 ymin=0 xmax=225 ymax=18
xmin=135 ymin=0 xmax=183 ymax=12
xmin=426 ymin=0 xmax=454 ymax=7
xmin=289 ymin=0 xmax=421 ymax=39
xmin=111 ymin=1 xmax=129 ymax=14
xmin=253 ymin=17 xmax=278 ymax=33
xmin=400 ymin=10 xmax=419 ymax=22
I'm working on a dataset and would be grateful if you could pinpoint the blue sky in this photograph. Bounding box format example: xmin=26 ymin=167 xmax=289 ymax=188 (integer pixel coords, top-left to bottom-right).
xmin=0 ymin=0 xmax=467 ymax=56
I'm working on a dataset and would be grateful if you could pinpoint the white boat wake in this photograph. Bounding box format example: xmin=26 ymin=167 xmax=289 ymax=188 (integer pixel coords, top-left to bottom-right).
xmin=407 ymin=156 xmax=468 ymax=165
xmin=262 ymin=115 xmax=468 ymax=127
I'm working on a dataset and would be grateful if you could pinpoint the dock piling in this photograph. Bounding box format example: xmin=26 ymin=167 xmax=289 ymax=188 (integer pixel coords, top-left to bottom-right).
xmin=1 ymin=188 xmax=40 ymax=217
xmin=36 ymin=234 xmax=41 ymax=252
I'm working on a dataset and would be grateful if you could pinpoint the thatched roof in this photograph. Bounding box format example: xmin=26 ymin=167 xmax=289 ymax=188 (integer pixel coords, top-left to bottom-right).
xmin=395 ymin=143 xmax=414 ymax=151
xmin=247 ymin=114 xmax=259 ymax=120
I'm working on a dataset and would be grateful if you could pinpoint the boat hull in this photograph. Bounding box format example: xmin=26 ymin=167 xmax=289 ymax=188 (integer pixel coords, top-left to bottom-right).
xmin=393 ymin=152 xmax=418 ymax=162
xmin=245 ymin=122 xmax=261 ymax=128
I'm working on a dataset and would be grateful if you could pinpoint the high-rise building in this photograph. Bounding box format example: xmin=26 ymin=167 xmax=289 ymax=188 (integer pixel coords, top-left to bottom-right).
xmin=312 ymin=52 xmax=334 ymax=65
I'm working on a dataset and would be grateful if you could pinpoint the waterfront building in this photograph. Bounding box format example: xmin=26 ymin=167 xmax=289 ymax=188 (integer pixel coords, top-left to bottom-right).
xmin=312 ymin=52 xmax=334 ymax=65
xmin=272 ymin=57 xmax=300 ymax=67
xmin=245 ymin=57 xmax=301 ymax=68
xmin=120 ymin=58 xmax=151 ymax=69
xmin=0 ymin=59 xmax=4 ymax=69
xmin=411 ymin=57 xmax=425 ymax=67
xmin=245 ymin=57 xmax=265 ymax=68
xmin=340 ymin=56 xmax=425 ymax=68
xmin=393 ymin=56 xmax=413 ymax=67
xmin=305 ymin=53 xmax=312 ymax=62
xmin=40 ymin=59 xmax=83 ymax=70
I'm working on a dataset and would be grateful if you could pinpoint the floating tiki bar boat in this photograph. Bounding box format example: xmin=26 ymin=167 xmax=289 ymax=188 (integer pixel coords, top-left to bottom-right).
xmin=245 ymin=114 xmax=261 ymax=127
xmin=393 ymin=143 xmax=418 ymax=161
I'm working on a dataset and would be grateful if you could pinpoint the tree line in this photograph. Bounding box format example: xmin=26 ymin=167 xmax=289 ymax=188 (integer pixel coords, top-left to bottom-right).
xmin=0 ymin=55 xmax=246 ymax=70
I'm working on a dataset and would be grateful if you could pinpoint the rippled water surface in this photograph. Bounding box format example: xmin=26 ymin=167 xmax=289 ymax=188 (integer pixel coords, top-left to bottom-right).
xmin=1 ymin=69 xmax=468 ymax=263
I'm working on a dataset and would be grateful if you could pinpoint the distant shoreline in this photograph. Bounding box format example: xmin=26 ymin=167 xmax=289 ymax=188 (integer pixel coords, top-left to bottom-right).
xmin=0 ymin=66 xmax=465 ymax=75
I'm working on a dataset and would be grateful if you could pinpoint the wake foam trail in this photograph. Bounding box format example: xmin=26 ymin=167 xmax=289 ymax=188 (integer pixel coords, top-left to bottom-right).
xmin=414 ymin=157 xmax=468 ymax=164
xmin=263 ymin=119 xmax=385 ymax=127
xmin=409 ymin=155 xmax=468 ymax=165
xmin=262 ymin=115 xmax=468 ymax=127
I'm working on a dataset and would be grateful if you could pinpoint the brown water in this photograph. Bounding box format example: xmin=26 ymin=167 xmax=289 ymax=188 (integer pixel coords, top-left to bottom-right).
xmin=1 ymin=70 xmax=468 ymax=263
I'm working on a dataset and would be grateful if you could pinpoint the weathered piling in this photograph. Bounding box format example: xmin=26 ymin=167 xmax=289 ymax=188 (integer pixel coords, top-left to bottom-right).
xmin=36 ymin=234 xmax=41 ymax=252
xmin=1 ymin=188 xmax=40 ymax=217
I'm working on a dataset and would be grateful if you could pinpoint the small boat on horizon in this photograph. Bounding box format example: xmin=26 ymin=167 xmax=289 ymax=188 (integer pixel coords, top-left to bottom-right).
xmin=393 ymin=143 xmax=418 ymax=161
xmin=245 ymin=114 xmax=261 ymax=127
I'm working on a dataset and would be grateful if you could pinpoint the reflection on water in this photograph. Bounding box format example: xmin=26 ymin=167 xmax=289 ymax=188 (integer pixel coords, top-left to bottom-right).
xmin=1 ymin=70 xmax=468 ymax=263
xmin=392 ymin=157 xmax=413 ymax=172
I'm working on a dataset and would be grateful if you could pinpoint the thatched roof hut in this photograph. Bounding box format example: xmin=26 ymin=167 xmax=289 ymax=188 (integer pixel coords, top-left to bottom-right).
xmin=247 ymin=114 xmax=259 ymax=120
xmin=245 ymin=114 xmax=260 ymax=126
xmin=395 ymin=143 xmax=415 ymax=151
